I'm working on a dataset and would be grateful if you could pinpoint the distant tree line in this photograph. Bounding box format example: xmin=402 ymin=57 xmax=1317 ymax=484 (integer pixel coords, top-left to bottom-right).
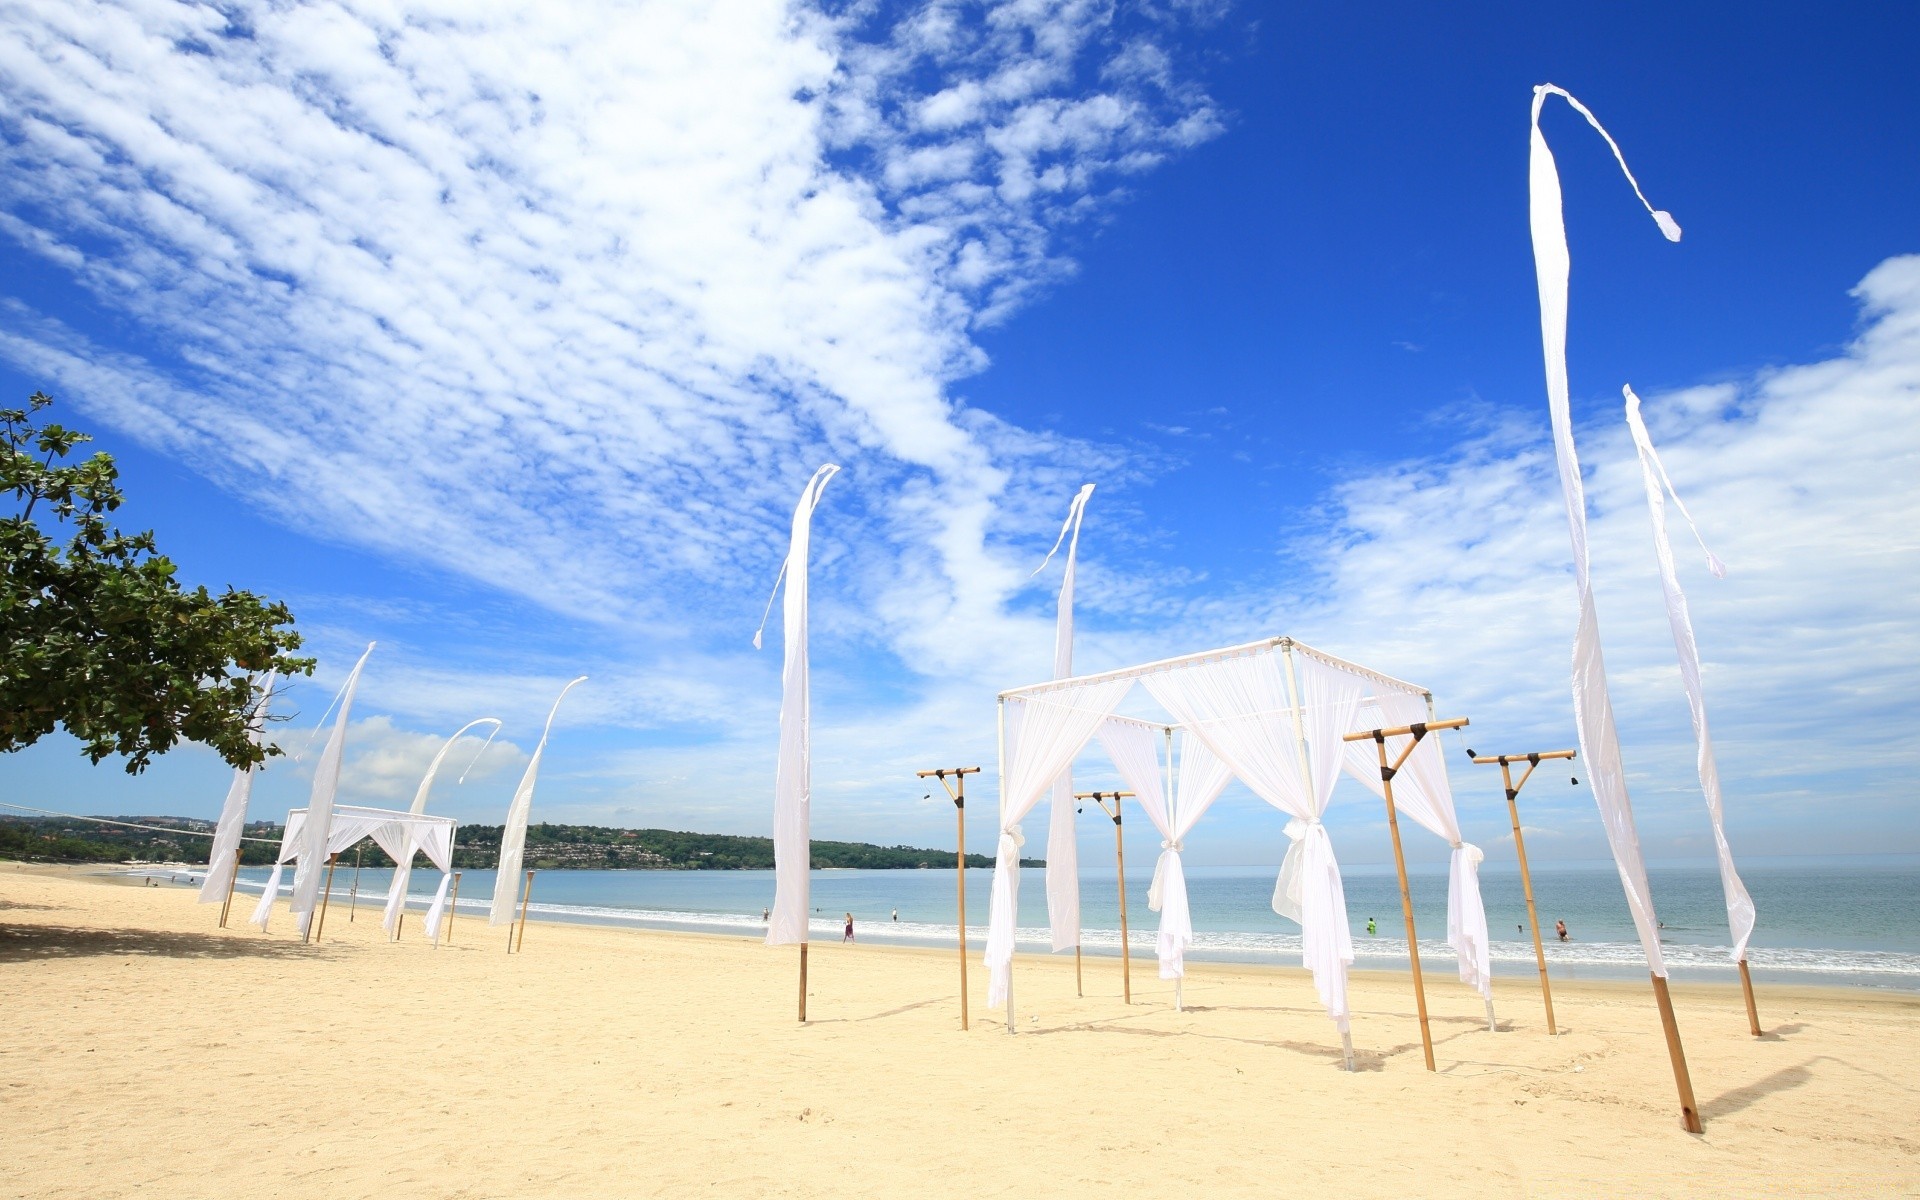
xmin=0 ymin=816 xmax=1042 ymax=871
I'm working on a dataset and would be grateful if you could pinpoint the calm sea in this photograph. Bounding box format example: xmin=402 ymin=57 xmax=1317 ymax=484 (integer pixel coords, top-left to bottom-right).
xmin=210 ymin=855 xmax=1920 ymax=991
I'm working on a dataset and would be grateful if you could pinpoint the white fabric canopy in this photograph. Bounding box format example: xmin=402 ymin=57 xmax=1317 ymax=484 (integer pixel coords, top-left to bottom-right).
xmin=491 ymin=676 xmax=587 ymax=925
xmin=251 ymin=806 xmax=457 ymax=939
xmin=1144 ymin=648 xmax=1364 ymax=1030
xmin=385 ymin=716 xmax=498 ymax=939
xmin=197 ymin=672 xmax=274 ymax=907
xmin=1340 ymin=691 xmax=1493 ymax=999
xmin=290 ymin=644 xmax=373 ymax=937
xmin=1626 ymin=386 xmax=1756 ymax=961
xmin=1529 ymin=83 xmax=1674 ymax=974
xmin=1041 ymin=484 xmax=1094 ymax=954
xmin=985 ymin=678 xmax=1134 ymax=1007
xmin=761 ymin=464 xmax=838 ymax=947
xmin=1097 ymin=719 xmax=1232 ymax=981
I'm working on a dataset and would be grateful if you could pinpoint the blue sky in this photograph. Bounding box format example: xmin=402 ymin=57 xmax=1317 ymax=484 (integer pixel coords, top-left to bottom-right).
xmin=2 ymin=1 xmax=1915 ymax=872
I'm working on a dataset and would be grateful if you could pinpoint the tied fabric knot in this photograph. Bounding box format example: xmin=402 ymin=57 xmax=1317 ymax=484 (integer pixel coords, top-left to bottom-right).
xmin=1001 ymin=825 xmax=1025 ymax=850
xmin=1148 ymin=841 xmax=1184 ymax=912
xmin=1160 ymin=838 xmax=1183 ymax=852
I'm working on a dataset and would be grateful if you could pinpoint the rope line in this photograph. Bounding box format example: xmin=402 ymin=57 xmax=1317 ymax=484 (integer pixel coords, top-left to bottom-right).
xmin=0 ymin=800 xmax=280 ymax=843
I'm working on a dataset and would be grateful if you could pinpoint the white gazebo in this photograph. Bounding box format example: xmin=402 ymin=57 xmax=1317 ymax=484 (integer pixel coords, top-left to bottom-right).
xmin=250 ymin=805 xmax=459 ymax=943
xmin=987 ymin=636 xmax=1491 ymax=1069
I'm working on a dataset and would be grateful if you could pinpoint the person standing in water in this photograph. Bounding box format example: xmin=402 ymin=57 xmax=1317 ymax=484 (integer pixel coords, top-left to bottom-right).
xmin=1366 ymin=916 xmax=1377 ymax=936
xmin=1555 ymin=919 xmax=1570 ymax=942
xmin=891 ymin=908 xmax=898 ymax=922
xmin=843 ymin=912 xmax=855 ymax=943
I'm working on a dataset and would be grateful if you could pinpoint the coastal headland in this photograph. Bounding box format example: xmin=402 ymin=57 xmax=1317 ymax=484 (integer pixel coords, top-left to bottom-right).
xmin=3 ymin=864 xmax=1915 ymax=1197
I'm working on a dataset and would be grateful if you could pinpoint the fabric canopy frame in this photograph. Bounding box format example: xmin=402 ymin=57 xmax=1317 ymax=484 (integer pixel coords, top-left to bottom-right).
xmin=990 ymin=636 xmax=1485 ymax=1063
xmin=251 ymin=805 xmax=460 ymax=943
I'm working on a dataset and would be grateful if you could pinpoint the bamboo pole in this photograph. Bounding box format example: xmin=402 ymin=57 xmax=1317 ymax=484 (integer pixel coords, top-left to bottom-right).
xmin=918 ymin=766 xmax=981 ymax=1032
xmin=1346 ymin=717 xmax=1469 ymax=1073
xmin=445 ymin=872 xmax=462 ymax=945
xmin=313 ymin=854 xmax=341 ymax=944
xmin=1738 ymin=960 xmax=1762 ymax=1037
xmin=1650 ymin=973 xmax=1705 ymax=1132
xmin=997 ymin=699 xmax=1015 ymax=1035
xmin=1078 ymin=792 xmax=1135 ymax=1005
xmin=799 ymin=943 xmax=809 ymax=1023
xmin=1166 ymin=724 xmax=1182 ymax=1013
xmin=218 ymin=846 xmax=241 ymax=928
xmin=1472 ymin=750 xmax=1575 ymax=1035
xmin=349 ymin=843 xmax=363 ymax=922
xmin=513 ymin=869 xmax=535 ymax=953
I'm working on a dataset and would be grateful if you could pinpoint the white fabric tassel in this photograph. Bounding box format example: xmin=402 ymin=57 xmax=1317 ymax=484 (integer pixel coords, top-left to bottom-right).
xmin=1529 ymin=83 xmax=1674 ymax=974
xmin=1043 ymin=484 xmax=1095 ymax=954
xmin=289 ymin=645 xmax=374 ymax=936
xmin=489 ymin=677 xmax=588 ymax=925
xmin=198 ymin=671 xmax=275 ymax=906
xmin=763 ymin=465 xmax=839 ymax=947
xmin=1625 ymin=386 xmax=1756 ymax=960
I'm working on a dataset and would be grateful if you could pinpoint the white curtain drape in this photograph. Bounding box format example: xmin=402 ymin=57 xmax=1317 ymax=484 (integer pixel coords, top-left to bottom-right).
xmin=986 ymin=679 xmax=1133 ymax=1007
xmin=1043 ymin=484 xmax=1095 ymax=954
xmin=251 ymin=806 xmax=455 ymax=935
xmin=1341 ymin=691 xmax=1493 ymax=998
xmin=1097 ymin=721 xmax=1232 ymax=980
xmin=1529 ymin=83 xmax=1675 ymax=974
xmin=762 ymin=465 xmax=838 ymax=947
xmin=1144 ymin=649 xmax=1364 ymax=1030
xmin=290 ymin=645 xmax=374 ymax=936
xmin=491 ymin=676 xmax=588 ymax=925
xmin=386 ymin=717 xmax=498 ymax=938
xmin=1625 ymin=386 xmax=1756 ymax=961
xmin=198 ymin=672 xmax=275 ymax=906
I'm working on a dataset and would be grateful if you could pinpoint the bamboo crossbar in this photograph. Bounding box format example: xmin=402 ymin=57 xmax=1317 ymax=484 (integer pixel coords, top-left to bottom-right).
xmin=1471 ymin=750 xmax=1577 ymax=764
xmin=1341 ymin=716 xmax=1470 ymax=743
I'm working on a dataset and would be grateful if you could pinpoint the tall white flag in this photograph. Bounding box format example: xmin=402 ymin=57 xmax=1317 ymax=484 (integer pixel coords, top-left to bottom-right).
xmin=490 ymin=678 xmax=587 ymax=925
xmin=290 ymin=644 xmax=374 ymax=936
xmin=760 ymin=465 xmax=839 ymax=947
xmin=1625 ymin=386 xmax=1756 ymax=961
xmin=197 ymin=672 xmax=275 ymax=905
xmin=386 ymin=716 xmax=500 ymax=937
xmin=1039 ymin=484 xmax=1095 ymax=953
xmin=1528 ymin=84 xmax=1678 ymax=974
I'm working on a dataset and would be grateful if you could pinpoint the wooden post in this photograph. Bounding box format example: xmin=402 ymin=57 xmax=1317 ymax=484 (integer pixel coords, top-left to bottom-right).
xmin=1078 ymin=791 xmax=1136 ymax=1005
xmin=918 ymin=766 xmax=982 ymax=1032
xmin=1738 ymin=960 xmax=1762 ymax=1037
xmin=1075 ymin=944 xmax=1083 ymax=998
xmin=514 ymin=869 xmax=535 ymax=953
xmin=219 ymin=846 xmax=242 ymax=928
xmin=1472 ymin=750 xmax=1575 ymax=1036
xmin=349 ymin=843 xmax=363 ymax=922
xmin=798 ymin=943 xmax=809 ymax=1023
xmin=445 ymin=872 xmax=462 ymax=945
xmin=313 ymin=853 xmax=341 ymax=944
xmin=1345 ymin=716 xmax=1469 ymax=1074
xmin=1650 ymin=973 xmax=1705 ymax=1132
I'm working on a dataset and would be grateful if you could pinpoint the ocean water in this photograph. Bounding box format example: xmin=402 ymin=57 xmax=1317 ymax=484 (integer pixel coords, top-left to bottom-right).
xmin=211 ymin=854 xmax=1920 ymax=991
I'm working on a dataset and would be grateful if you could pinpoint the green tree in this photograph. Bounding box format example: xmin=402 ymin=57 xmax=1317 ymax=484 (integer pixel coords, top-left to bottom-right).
xmin=2 ymin=392 xmax=312 ymax=773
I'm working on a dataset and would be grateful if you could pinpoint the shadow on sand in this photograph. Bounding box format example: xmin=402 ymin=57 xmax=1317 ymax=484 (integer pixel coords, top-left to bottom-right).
xmin=0 ymin=923 xmax=341 ymax=963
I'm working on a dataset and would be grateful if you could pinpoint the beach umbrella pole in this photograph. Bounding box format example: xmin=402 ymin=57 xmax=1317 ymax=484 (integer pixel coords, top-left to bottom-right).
xmin=919 ymin=766 xmax=982 ymax=1031
xmin=1346 ymin=717 xmax=1471 ymax=1073
xmin=1473 ymin=750 xmax=1575 ymax=1035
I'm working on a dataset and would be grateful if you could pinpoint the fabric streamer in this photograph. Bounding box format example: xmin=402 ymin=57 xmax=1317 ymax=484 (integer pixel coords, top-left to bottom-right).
xmin=1339 ymin=691 xmax=1493 ymax=999
xmin=289 ymin=644 xmax=374 ymax=936
xmin=384 ymin=716 xmax=499 ymax=938
xmin=1625 ymin=385 xmax=1755 ymax=961
xmin=1040 ymin=483 xmax=1095 ymax=955
xmin=197 ymin=672 xmax=275 ymax=906
xmin=489 ymin=677 xmax=588 ymax=925
xmin=1528 ymin=83 xmax=1679 ymax=975
xmin=761 ymin=465 xmax=839 ymax=947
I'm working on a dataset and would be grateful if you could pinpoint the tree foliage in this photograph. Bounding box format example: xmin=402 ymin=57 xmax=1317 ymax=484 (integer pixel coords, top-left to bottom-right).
xmin=2 ymin=392 xmax=312 ymax=773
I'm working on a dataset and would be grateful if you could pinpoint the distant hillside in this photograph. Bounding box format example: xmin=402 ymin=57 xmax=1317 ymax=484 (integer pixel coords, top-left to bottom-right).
xmin=0 ymin=816 xmax=1041 ymax=871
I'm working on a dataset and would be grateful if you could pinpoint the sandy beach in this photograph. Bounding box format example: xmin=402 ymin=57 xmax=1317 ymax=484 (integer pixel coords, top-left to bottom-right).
xmin=2 ymin=864 xmax=1915 ymax=1198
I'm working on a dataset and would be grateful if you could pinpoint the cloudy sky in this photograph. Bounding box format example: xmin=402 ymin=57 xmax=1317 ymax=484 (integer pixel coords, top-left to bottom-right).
xmin=2 ymin=1 xmax=1914 ymax=870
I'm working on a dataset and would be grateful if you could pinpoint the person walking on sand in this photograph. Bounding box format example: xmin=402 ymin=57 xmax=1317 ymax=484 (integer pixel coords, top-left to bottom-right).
xmin=843 ymin=912 xmax=855 ymax=943
xmin=1555 ymin=919 xmax=1569 ymax=942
